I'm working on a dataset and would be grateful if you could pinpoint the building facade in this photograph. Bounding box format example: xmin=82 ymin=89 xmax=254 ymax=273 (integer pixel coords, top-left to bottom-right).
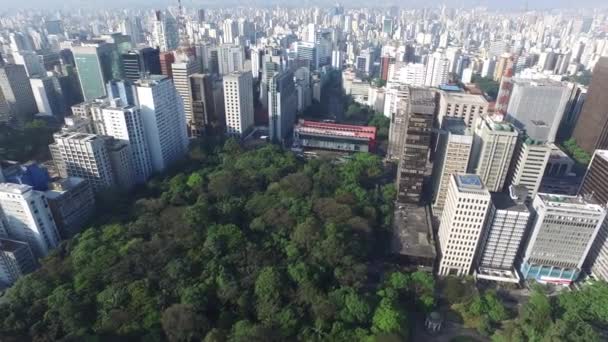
xmin=521 ymin=194 xmax=606 ymax=285
xmin=0 ymin=183 xmax=61 ymax=258
xmin=432 ymin=118 xmax=473 ymax=216
xmin=223 ymin=71 xmax=254 ymax=137
xmin=437 ymin=174 xmax=491 ymax=276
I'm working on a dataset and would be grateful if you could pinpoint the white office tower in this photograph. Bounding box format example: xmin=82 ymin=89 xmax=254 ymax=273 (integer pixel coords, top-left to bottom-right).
xmin=438 ymin=174 xmax=491 ymax=276
xmin=432 ymin=118 xmax=474 ymax=216
xmin=438 ymin=91 xmax=489 ymax=128
xmin=268 ymin=69 xmax=297 ymax=142
xmin=218 ymin=44 xmax=244 ymax=75
xmin=223 ymin=71 xmax=254 ymax=137
xmin=476 ymin=187 xmax=531 ymax=283
xmin=0 ymin=238 xmax=37 ymax=287
xmin=134 ymin=76 xmax=188 ymax=173
xmin=52 ymin=132 xmax=116 ymax=191
xmin=331 ymin=50 xmax=343 ymax=69
xmin=172 ymin=57 xmax=202 ymax=135
xmin=506 ymin=78 xmax=571 ymax=143
xmin=101 ymin=99 xmax=152 ymax=184
xmin=295 ymin=42 xmax=318 ymax=71
xmin=153 ymin=10 xmax=179 ymax=52
xmin=388 ymin=63 xmax=426 ymax=86
xmin=521 ymin=194 xmax=606 ymax=285
xmin=507 ymin=138 xmax=551 ymax=199
xmin=424 ymin=52 xmax=449 ymax=87
xmin=0 ymin=183 xmax=61 ymax=258
xmin=469 ymin=116 xmax=519 ymax=192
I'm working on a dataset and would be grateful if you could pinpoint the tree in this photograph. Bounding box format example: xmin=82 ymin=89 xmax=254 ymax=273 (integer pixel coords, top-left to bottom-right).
xmin=161 ymin=304 xmax=208 ymax=342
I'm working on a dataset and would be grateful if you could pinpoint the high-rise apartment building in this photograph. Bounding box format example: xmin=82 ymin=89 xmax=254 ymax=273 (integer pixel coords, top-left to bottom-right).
xmin=51 ymin=132 xmax=115 ymax=192
xmin=0 ymin=64 xmax=38 ymax=125
xmin=159 ymin=52 xmax=175 ymax=78
xmin=469 ymin=116 xmax=518 ymax=192
xmin=521 ymin=194 xmax=606 ymax=285
xmin=437 ymin=174 xmax=491 ymax=276
xmin=572 ymin=57 xmax=608 ymax=154
xmin=218 ymin=45 xmax=244 ymax=75
xmin=133 ymin=76 xmax=189 ymax=173
xmin=223 ymin=71 xmax=254 ymax=137
xmin=395 ymin=88 xmax=435 ymax=204
xmin=506 ymin=78 xmax=571 ymax=143
xmin=268 ymin=69 xmax=297 ymax=142
xmin=507 ymin=137 xmax=551 ymax=199
xmin=101 ymin=99 xmax=152 ymax=184
xmin=388 ymin=63 xmax=426 ymax=87
xmin=172 ymin=57 xmax=201 ymax=136
xmin=424 ymin=52 xmax=449 ymax=87
xmin=476 ymin=187 xmax=530 ymax=283
xmin=0 ymin=183 xmax=61 ymax=258
xmin=438 ymin=91 xmax=489 ymax=128
xmin=432 ymin=118 xmax=474 ymax=215
xmin=0 ymin=238 xmax=37 ymax=287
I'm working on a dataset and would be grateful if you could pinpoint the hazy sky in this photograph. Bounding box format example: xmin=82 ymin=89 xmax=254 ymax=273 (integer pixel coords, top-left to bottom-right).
xmin=2 ymin=0 xmax=608 ymax=11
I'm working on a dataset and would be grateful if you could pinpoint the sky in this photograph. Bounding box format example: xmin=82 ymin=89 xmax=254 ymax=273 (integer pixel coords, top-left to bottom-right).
xmin=1 ymin=0 xmax=607 ymax=11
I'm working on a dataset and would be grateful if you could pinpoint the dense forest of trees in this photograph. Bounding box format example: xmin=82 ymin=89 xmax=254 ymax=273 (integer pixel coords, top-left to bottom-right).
xmin=0 ymin=140 xmax=435 ymax=341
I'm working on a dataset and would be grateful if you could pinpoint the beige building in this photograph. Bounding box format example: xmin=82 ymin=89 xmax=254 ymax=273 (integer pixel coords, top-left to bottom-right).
xmin=438 ymin=91 xmax=488 ymax=128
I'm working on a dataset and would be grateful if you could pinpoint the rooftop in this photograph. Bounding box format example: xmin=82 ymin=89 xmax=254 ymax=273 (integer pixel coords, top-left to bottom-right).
xmin=392 ymin=204 xmax=436 ymax=259
xmin=455 ymin=174 xmax=484 ymax=190
xmin=0 ymin=182 xmax=32 ymax=195
xmin=491 ymin=191 xmax=529 ymax=212
xmin=537 ymin=193 xmax=606 ymax=213
xmin=45 ymin=177 xmax=86 ymax=199
xmin=295 ymin=120 xmax=376 ymax=140
xmin=594 ymin=150 xmax=608 ymax=162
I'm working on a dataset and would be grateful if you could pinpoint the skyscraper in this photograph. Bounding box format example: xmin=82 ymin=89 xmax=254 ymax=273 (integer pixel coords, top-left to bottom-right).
xmin=432 ymin=118 xmax=473 ymax=216
xmin=571 ymin=57 xmax=608 ymax=154
xmin=190 ymin=73 xmax=224 ymax=136
xmin=476 ymin=186 xmax=530 ymax=283
xmin=437 ymin=91 xmax=489 ymax=128
xmin=121 ymin=48 xmax=161 ymax=81
xmin=0 ymin=64 xmax=38 ymax=125
xmin=437 ymin=174 xmax=491 ymax=276
xmin=72 ymin=43 xmax=118 ymax=101
xmin=0 ymin=183 xmax=61 ymax=258
xmin=51 ymin=132 xmax=116 ymax=192
xmin=507 ymin=137 xmax=551 ymax=199
xmin=133 ymin=76 xmax=189 ymax=173
xmin=506 ymin=78 xmax=571 ymax=143
xmin=153 ymin=10 xmax=179 ymax=52
xmin=223 ymin=71 xmax=254 ymax=137
xmin=395 ymin=88 xmax=435 ymax=204
xmin=45 ymin=177 xmax=95 ymax=239
xmin=101 ymin=99 xmax=152 ymax=184
xmin=218 ymin=45 xmax=245 ymax=75
xmin=521 ymin=194 xmax=606 ymax=285
xmin=30 ymin=76 xmax=66 ymax=118
xmin=469 ymin=116 xmax=519 ymax=192
xmin=268 ymin=69 xmax=297 ymax=142
xmin=172 ymin=57 xmax=202 ymax=136
xmin=579 ymin=150 xmax=608 ymax=206
xmin=424 ymin=52 xmax=449 ymax=87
